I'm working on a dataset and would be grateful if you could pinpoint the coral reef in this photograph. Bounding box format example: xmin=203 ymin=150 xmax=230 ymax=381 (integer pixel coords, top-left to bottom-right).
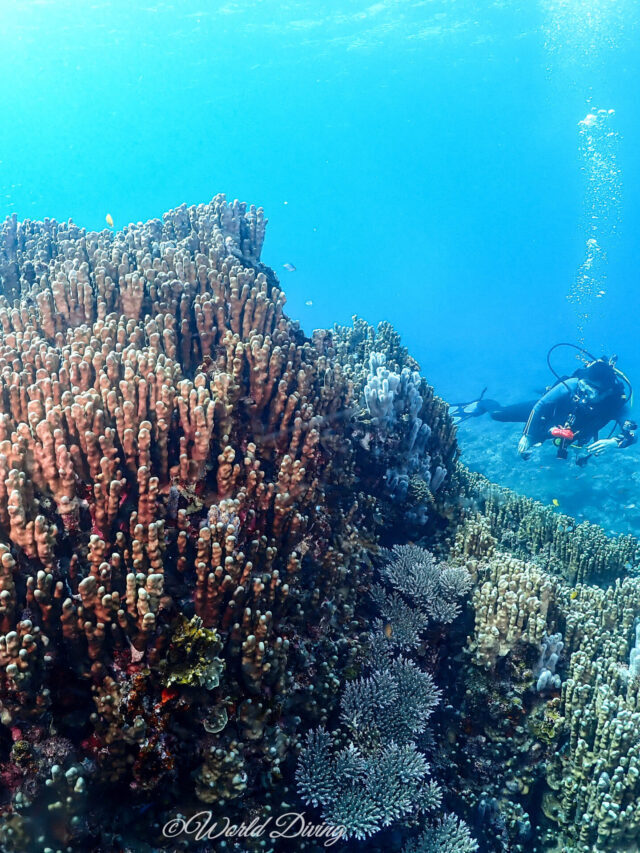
xmin=0 ymin=197 xmax=356 ymax=847
xmin=448 ymin=504 xmax=640 ymax=853
xmin=543 ymin=576 xmax=640 ymax=851
xmin=331 ymin=318 xmax=457 ymax=538
xmin=453 ymin=464 xmax=640 ymax=584
xmin=0 ymin=197 xmax=460 ymax=851
xmin=3 ymin=192 xmax=640 ymax=853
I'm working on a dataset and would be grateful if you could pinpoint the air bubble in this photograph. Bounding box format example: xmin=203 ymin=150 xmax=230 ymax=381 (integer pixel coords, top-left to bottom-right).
xmin=568 ymin=107 xmax=621 ymax=340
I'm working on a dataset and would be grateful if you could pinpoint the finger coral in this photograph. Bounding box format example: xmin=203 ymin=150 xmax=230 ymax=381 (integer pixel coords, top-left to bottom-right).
xmin=455 ymin=464 xmax=640 ymax=584
xmin=0 ymin=197 xmax=357 ymax=845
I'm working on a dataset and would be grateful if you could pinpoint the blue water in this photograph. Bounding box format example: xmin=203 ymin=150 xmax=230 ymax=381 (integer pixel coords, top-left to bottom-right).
xmin=2 ymin=0 xmax=639 ymax=533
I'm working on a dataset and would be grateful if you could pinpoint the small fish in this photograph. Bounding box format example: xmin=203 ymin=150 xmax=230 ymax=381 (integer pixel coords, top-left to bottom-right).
xmin=283 ymin=262 xmax=296 ymax=272
xmin=105 ymin=213 xmax=114 ymax=228
xmin=570 ymin=590 xmax=579 ymax=600
xmin=384 ymin=623 xmax=393 ymax=639
xmin=552 ymin=498 xmax=560 ymax=507
xmin=305 ymin=299 xmax=313 ymax=306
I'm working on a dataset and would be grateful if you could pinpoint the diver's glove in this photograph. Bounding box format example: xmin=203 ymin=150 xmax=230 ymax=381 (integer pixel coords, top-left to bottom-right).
xmin=518 ymin=435 xmax=532 ymax=459
xmin=587 ymin=438 xmax=618 ymax=456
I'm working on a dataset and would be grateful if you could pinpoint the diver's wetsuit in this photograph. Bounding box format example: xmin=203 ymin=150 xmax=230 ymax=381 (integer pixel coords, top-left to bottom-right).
xmin=482 ymin=377 xmax=632 ymax=447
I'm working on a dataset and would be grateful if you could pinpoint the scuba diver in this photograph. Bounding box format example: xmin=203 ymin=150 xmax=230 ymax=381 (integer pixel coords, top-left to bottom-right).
xmin=451 ymin=344 xmax=637 ymax=465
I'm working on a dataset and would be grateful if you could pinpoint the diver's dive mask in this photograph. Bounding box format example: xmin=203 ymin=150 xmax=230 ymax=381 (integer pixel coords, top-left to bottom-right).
xmin=575 ymin=379 xmax=600 ymax=404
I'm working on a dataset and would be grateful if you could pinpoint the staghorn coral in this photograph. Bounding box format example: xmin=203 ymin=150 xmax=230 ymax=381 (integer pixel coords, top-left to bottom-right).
xmin=296 ymin=542 xmax=475 ymax=849
xmin=296 ymin=728 xmax=439 ymax=840
xmin=365 ymin=545 xmax=473 ymax=703
xmin=370 ymin=586 xmax=430 ymax=650
xmin=380 ymin=543 xmax=473 ymax=625
xmin=340 ymin=657 xmax=441 ymax=747
xmin=403 ymin=814 xmax=478 ymax=853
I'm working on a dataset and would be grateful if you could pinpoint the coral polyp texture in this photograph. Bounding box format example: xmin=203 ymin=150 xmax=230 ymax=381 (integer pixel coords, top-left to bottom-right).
xmin=0 ymin=197 xmax=459 ymax=851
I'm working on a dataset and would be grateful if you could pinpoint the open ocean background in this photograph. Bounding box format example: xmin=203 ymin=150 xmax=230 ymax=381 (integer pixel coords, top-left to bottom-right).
xmin=1 ymin=0 xmax=639 ymax=534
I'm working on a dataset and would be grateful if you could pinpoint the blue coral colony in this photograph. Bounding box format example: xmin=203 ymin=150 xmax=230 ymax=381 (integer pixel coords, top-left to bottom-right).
xmin=0 ymin=196 xmax=639 ymax=852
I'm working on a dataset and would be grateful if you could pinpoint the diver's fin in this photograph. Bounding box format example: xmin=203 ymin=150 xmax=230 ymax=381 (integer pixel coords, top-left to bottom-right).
xmin=450 ymin=387 xmax=488 ymax=424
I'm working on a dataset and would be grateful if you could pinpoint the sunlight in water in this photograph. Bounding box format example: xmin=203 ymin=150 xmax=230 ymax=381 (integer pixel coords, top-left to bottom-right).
xmin=541 ymin=0 xmax=631 ymax=66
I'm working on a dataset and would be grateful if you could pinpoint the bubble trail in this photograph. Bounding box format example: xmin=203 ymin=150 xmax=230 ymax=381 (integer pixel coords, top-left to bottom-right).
xmin=568 ymin=107 xmax=621 ymax=342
